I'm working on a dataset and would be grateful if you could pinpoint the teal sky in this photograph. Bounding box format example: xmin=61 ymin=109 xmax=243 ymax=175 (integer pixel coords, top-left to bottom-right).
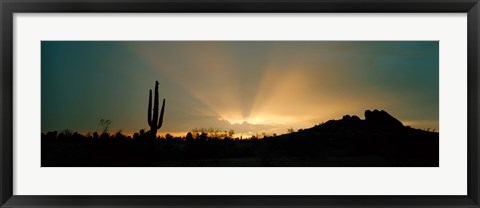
xmin=41 ymin=41 xmax=439 ymax=136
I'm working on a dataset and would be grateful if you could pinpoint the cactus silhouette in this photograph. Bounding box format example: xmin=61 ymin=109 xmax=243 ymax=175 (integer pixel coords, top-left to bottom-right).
xmin=147 ymin=81 xmax=165 ymax=139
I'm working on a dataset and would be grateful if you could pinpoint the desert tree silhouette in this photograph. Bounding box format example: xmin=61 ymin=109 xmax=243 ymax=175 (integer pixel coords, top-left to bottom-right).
xmin=97 ymin=119 xmax=112 ymax=134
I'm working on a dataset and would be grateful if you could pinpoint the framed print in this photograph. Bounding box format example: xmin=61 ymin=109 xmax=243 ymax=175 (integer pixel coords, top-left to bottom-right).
xmin=1 ymin=0 xmax=479 ymax=207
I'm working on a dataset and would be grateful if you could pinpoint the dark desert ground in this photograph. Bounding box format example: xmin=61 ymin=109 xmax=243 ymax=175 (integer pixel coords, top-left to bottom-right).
xmin=42 ymin=109 xmax=438 ymax=167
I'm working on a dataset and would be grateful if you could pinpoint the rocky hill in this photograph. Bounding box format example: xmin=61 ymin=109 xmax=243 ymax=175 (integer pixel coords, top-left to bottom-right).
xmin=270 ymin=110 xmax=439 ymax=166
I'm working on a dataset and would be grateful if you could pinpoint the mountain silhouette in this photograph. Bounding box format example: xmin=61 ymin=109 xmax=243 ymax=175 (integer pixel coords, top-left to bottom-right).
xmin=278 ymin=109 xmax=432 ymax=137
xmin=268 ymin=110 xmax=438 ymax=167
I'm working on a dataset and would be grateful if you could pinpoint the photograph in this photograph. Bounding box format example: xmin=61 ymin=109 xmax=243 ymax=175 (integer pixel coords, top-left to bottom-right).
xmin=41 ymin=41 xmax=439 ymax=167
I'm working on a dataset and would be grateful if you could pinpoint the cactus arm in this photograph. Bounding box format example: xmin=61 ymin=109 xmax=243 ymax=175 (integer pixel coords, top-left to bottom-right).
xmin=157 ymin=99 xmax=165 ymax=129
xmin=148 ymin=89 xmax=153 ymax=126
xmin=152 ymin=81 xmax=159 ymax=127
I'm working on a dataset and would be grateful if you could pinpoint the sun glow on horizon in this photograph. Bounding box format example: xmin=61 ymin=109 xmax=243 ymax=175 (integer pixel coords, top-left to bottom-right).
xmin=219 ymin=115 xmax=287 ymax=125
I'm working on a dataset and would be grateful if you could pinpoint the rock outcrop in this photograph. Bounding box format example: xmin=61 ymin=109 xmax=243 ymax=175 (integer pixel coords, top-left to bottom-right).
xmin=364 ymin=109 xmax=403 ymax=128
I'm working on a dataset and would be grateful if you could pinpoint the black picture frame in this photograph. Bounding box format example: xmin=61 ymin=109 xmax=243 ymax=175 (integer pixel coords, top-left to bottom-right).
xmin=1 ymin=0 xmax=479 ymax=207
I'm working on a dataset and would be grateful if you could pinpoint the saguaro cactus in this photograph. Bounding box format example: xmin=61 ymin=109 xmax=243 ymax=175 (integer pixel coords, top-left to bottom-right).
xmin=148 ymin=81 xmax=165 ymax=139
